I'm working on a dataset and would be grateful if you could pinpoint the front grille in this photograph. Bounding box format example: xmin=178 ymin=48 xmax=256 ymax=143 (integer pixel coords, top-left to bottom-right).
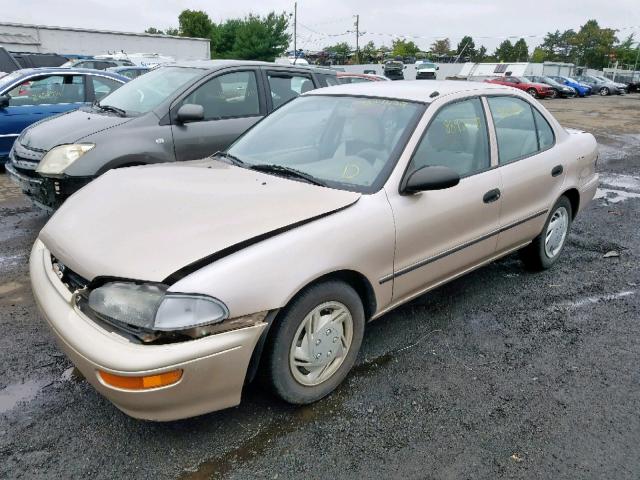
xmin=11 ymin=142 xmax=45 ymax=177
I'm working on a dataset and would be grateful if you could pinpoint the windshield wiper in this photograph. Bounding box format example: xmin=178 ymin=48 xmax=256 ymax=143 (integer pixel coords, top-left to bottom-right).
xmin=250 ymin=164 xmax=326 ymax=187
xmin=95 ymin=102 xmax=126 ymax=117
xmin=213 ymin=151 xmax=246 ymax=167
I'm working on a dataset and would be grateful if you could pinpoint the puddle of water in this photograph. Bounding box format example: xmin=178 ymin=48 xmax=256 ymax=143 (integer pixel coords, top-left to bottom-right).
xmin=0 ymin=379 xmax=49 ymax=414
xmin=595 ymin=188 xmax=640 ymax=204
xmin=0 ymin=254 xmax=25 ymax=270
xmin=599 ymin=173 xmax=640 ymax=192
xmin=552 ymin=290 xmax=635 ymax=310
xmin=0 ymin=280 xmax=24 ymax=296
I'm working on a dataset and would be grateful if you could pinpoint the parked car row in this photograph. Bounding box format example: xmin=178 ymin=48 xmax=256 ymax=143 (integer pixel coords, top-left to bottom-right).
xmin=26 ymin=78 xmax=598 ymax=421
xmin=483 ymin=73 xmax=631 ymax=99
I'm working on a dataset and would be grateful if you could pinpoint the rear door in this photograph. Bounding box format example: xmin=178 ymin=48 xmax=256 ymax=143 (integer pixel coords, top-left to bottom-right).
xmin=171 ymin=68 xmax=266 ymax=161
xmin=486 ymin=95 xmax=564 ymax=253
xmin=264 ymin=69 xmax=315 ymax=110
xmin=0 ymin=73 xmax=86 ymax=157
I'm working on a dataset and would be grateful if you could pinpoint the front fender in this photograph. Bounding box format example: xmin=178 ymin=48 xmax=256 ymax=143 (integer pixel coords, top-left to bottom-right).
xmin=168 ymin=192 xmax=396 ymax=319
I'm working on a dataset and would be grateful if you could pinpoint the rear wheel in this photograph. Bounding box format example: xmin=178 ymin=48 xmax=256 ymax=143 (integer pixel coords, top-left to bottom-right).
xmin=262 ymin=281 xmax=365 ymax=404
xmin=549 ymin=89 xmax=559 ymax=98
xmin=599 ymin=87 xmax=610 ymax=96
xmin=519 ymin=196 xmax=572 ymax=271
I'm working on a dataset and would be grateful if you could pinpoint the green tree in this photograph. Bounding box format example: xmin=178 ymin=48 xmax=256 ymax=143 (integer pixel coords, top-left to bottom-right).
xmin=512 ymin=38 xmax=529 ymax=61
xmin=540 ymin=29 xmax=576 ymax=62
xmin=531 ymin=47 xmax=547 ymax=63
xmin=165 ymin=27 xmax=180 ymax=36
xmin=472 ymin=45 xmax=487 ymax=62
xmin=613 ymin=34 xmax=637 ymax=67
xmin=360 ymin=41 xmax=378 ymax=63
xmin=430 ymin=38 xmax=451 ymax=55
xmin=392 ymin=39 xmax=420 ymax=58
xmin=456 ymin=36 xmax=476 ymax=60
xmin=211 ymin=20 xmax=242 ymax=58
xmin=494 ymin=39 xmax=514 ymax=62
xmin=230 ymin=12 xmax=290 ymax=61
xmin=145 ymin=27 xmax=164 ymax=35
xmin=572 ymin=19 xmax=618 ymax=68
xmin=325 ymin=42 xmax=352 ymax=63
xmin=178 ymin=9 xmax=213 ymax=38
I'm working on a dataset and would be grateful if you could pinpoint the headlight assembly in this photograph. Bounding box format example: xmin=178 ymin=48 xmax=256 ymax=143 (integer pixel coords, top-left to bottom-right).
xmin=83 ymin=281 xmax=231 ymax=342
xmin=36 ymin=143 xmax=95 ymax=175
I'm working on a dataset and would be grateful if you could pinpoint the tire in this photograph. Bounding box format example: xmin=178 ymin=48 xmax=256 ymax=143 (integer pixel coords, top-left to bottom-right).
xmin=549 ymin=89 xmax=559 ymax=99
xmin=262 ymin=280 xmax=365 ymax=404
xmin=519 ymin=196 xmax=572 ymax=271
xmin=599 ymin=87 xmax=610 ymax=96
xmin=526 ymin=88 xmax=538 ymax=98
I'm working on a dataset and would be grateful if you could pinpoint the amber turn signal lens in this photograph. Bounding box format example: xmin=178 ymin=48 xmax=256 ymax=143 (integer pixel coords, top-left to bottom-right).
xmin=98 ymin=369 xmax=183 ymax=390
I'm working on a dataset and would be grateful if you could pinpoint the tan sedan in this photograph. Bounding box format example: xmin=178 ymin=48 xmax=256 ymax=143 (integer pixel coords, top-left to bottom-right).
xmin=30 ymin=81 xmax=598 ymax=420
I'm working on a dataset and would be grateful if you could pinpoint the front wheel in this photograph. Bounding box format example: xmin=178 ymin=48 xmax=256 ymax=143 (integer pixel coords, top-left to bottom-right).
xmin=519 ymin=196 xmax=572 ymax=271
xmin=526 ymin=88 xmax=538 ymax=98
xmin=262 ymin=281 xmax=365 ymax=404
xmin=599 ymin=87 xmax=610 ymax=96
xmin=549 ymin=89 xmax=559 ymax=99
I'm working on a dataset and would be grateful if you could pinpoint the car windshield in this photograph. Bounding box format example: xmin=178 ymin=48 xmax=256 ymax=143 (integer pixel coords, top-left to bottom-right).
xmin=95 ymin=66 xmax=202 ymax=116
xmin=417 ymin=63 xmax=436 ymax=69
xmin=227 ymin=95 xmax=424 ymax=193
xmin=0 ymin=71 xmax=24 ymax=92
xmin=542 ymin=77 xmax=562 ymax=87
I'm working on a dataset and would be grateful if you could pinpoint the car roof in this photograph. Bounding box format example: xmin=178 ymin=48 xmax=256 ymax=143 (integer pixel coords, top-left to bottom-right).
xmin=305 ymin=80 xmax=512 ymax=103
xmin=8 ymin=67 xmax=128 ymax=80
xmin=107 ymin=66 xmax=150 ymax=71
xmin=167 ymin=59 xmax=336 ymax=75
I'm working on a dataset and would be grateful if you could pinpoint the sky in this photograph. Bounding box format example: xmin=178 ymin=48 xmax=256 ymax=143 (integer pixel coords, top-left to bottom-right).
xmin=4 ymin=0 xmax=640 ymax=52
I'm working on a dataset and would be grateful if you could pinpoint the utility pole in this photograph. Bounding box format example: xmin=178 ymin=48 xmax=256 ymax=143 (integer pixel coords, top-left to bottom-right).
xmin=354 ymin=14 xmax=360 ymax=64
xmin=634 ymin=42 xmax=640 ymax=73
xmin=293 ymin=2 xmax=297 ymax=63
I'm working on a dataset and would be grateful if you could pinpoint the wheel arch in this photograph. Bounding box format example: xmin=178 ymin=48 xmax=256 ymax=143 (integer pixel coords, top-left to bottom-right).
xmin=244 ymin=269 xmax=377 ymax=384
xmin=560 ymin=188 xmax=580 ymax=219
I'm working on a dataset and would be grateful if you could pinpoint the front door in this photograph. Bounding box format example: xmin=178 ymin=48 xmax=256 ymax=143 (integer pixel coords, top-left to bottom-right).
xmin=387 ymin=97 xmax=502 ymax=302
xmin=171 ymin=69 xmax=265 ymax=161
xmin=0 ymin=74 xmax=86 ymax=157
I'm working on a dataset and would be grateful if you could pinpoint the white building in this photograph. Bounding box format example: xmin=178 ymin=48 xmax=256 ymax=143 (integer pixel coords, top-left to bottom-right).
xmin=0 ymin=22 xmax=210 ymax=61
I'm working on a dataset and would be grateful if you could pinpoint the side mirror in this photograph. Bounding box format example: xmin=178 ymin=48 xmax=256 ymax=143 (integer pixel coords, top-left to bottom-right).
xmin=404 ymin=65 xmax=408 ymax=70
xmin=176 ymin=103 xmax=204 ymax=124
xmin=402 ymin=165 xmax=460 ymax=194
xmin=436 ymin=66 xmax=440 ymax=70
xmin=0 ymin=95 xmax=9 ymax=108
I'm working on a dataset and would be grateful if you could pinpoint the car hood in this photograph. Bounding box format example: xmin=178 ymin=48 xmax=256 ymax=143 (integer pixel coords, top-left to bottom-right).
xmin=20 ymin=107 xmax=133 ymax=152
xmin=40 ymin=160 xmax=361 ymax=283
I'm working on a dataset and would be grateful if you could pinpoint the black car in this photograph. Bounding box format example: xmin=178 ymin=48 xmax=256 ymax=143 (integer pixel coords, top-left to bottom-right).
xmin=6 ymin=61 xmax=337 ymax=211
xmin=383 ymin=60 xmax=405 ymax=80
xmin=525 ymin=75 xmax=577 ymax=98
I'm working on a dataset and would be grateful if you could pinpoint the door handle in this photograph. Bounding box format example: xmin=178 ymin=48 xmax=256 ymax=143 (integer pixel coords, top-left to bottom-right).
xmin=551 ymin=165 xmax=564 ymax=177
xmin=483 ymin=188 xmax=501 ymax=204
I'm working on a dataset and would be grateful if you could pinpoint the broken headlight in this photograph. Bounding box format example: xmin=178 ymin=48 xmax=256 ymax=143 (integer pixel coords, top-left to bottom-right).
xmin=86 ymin=281 xmax=229 ymax=332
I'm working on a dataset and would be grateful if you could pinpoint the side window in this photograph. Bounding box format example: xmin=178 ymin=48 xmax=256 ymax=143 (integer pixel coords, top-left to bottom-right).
xmin=532 ymin=108 xmax=554 ymax=150
xmin=92 ymin=76 xmax=122 ymax=101
xmin=408 ymin=97 xmax=490 ymax=177
xmin=267 ymin=72 xmax=313 ymax=109
xmin=7 ymin=75 xmax=84 ymax=106
xmin=323 ymin=75 xmax=339 ymax=87
xmin=181 ymin=71 xmax=260 ymax=120
xmin=487 ymin=96 xmax=538 ymax=164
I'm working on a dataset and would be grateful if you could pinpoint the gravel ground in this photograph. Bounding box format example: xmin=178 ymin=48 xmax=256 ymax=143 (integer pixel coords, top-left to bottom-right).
xmin=0 ymin=94 xmax=639 ymax=480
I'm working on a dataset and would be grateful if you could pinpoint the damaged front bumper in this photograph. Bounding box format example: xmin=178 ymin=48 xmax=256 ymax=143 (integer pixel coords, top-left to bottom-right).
xmin=30 ymin=239 xmax=268 ymax=421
